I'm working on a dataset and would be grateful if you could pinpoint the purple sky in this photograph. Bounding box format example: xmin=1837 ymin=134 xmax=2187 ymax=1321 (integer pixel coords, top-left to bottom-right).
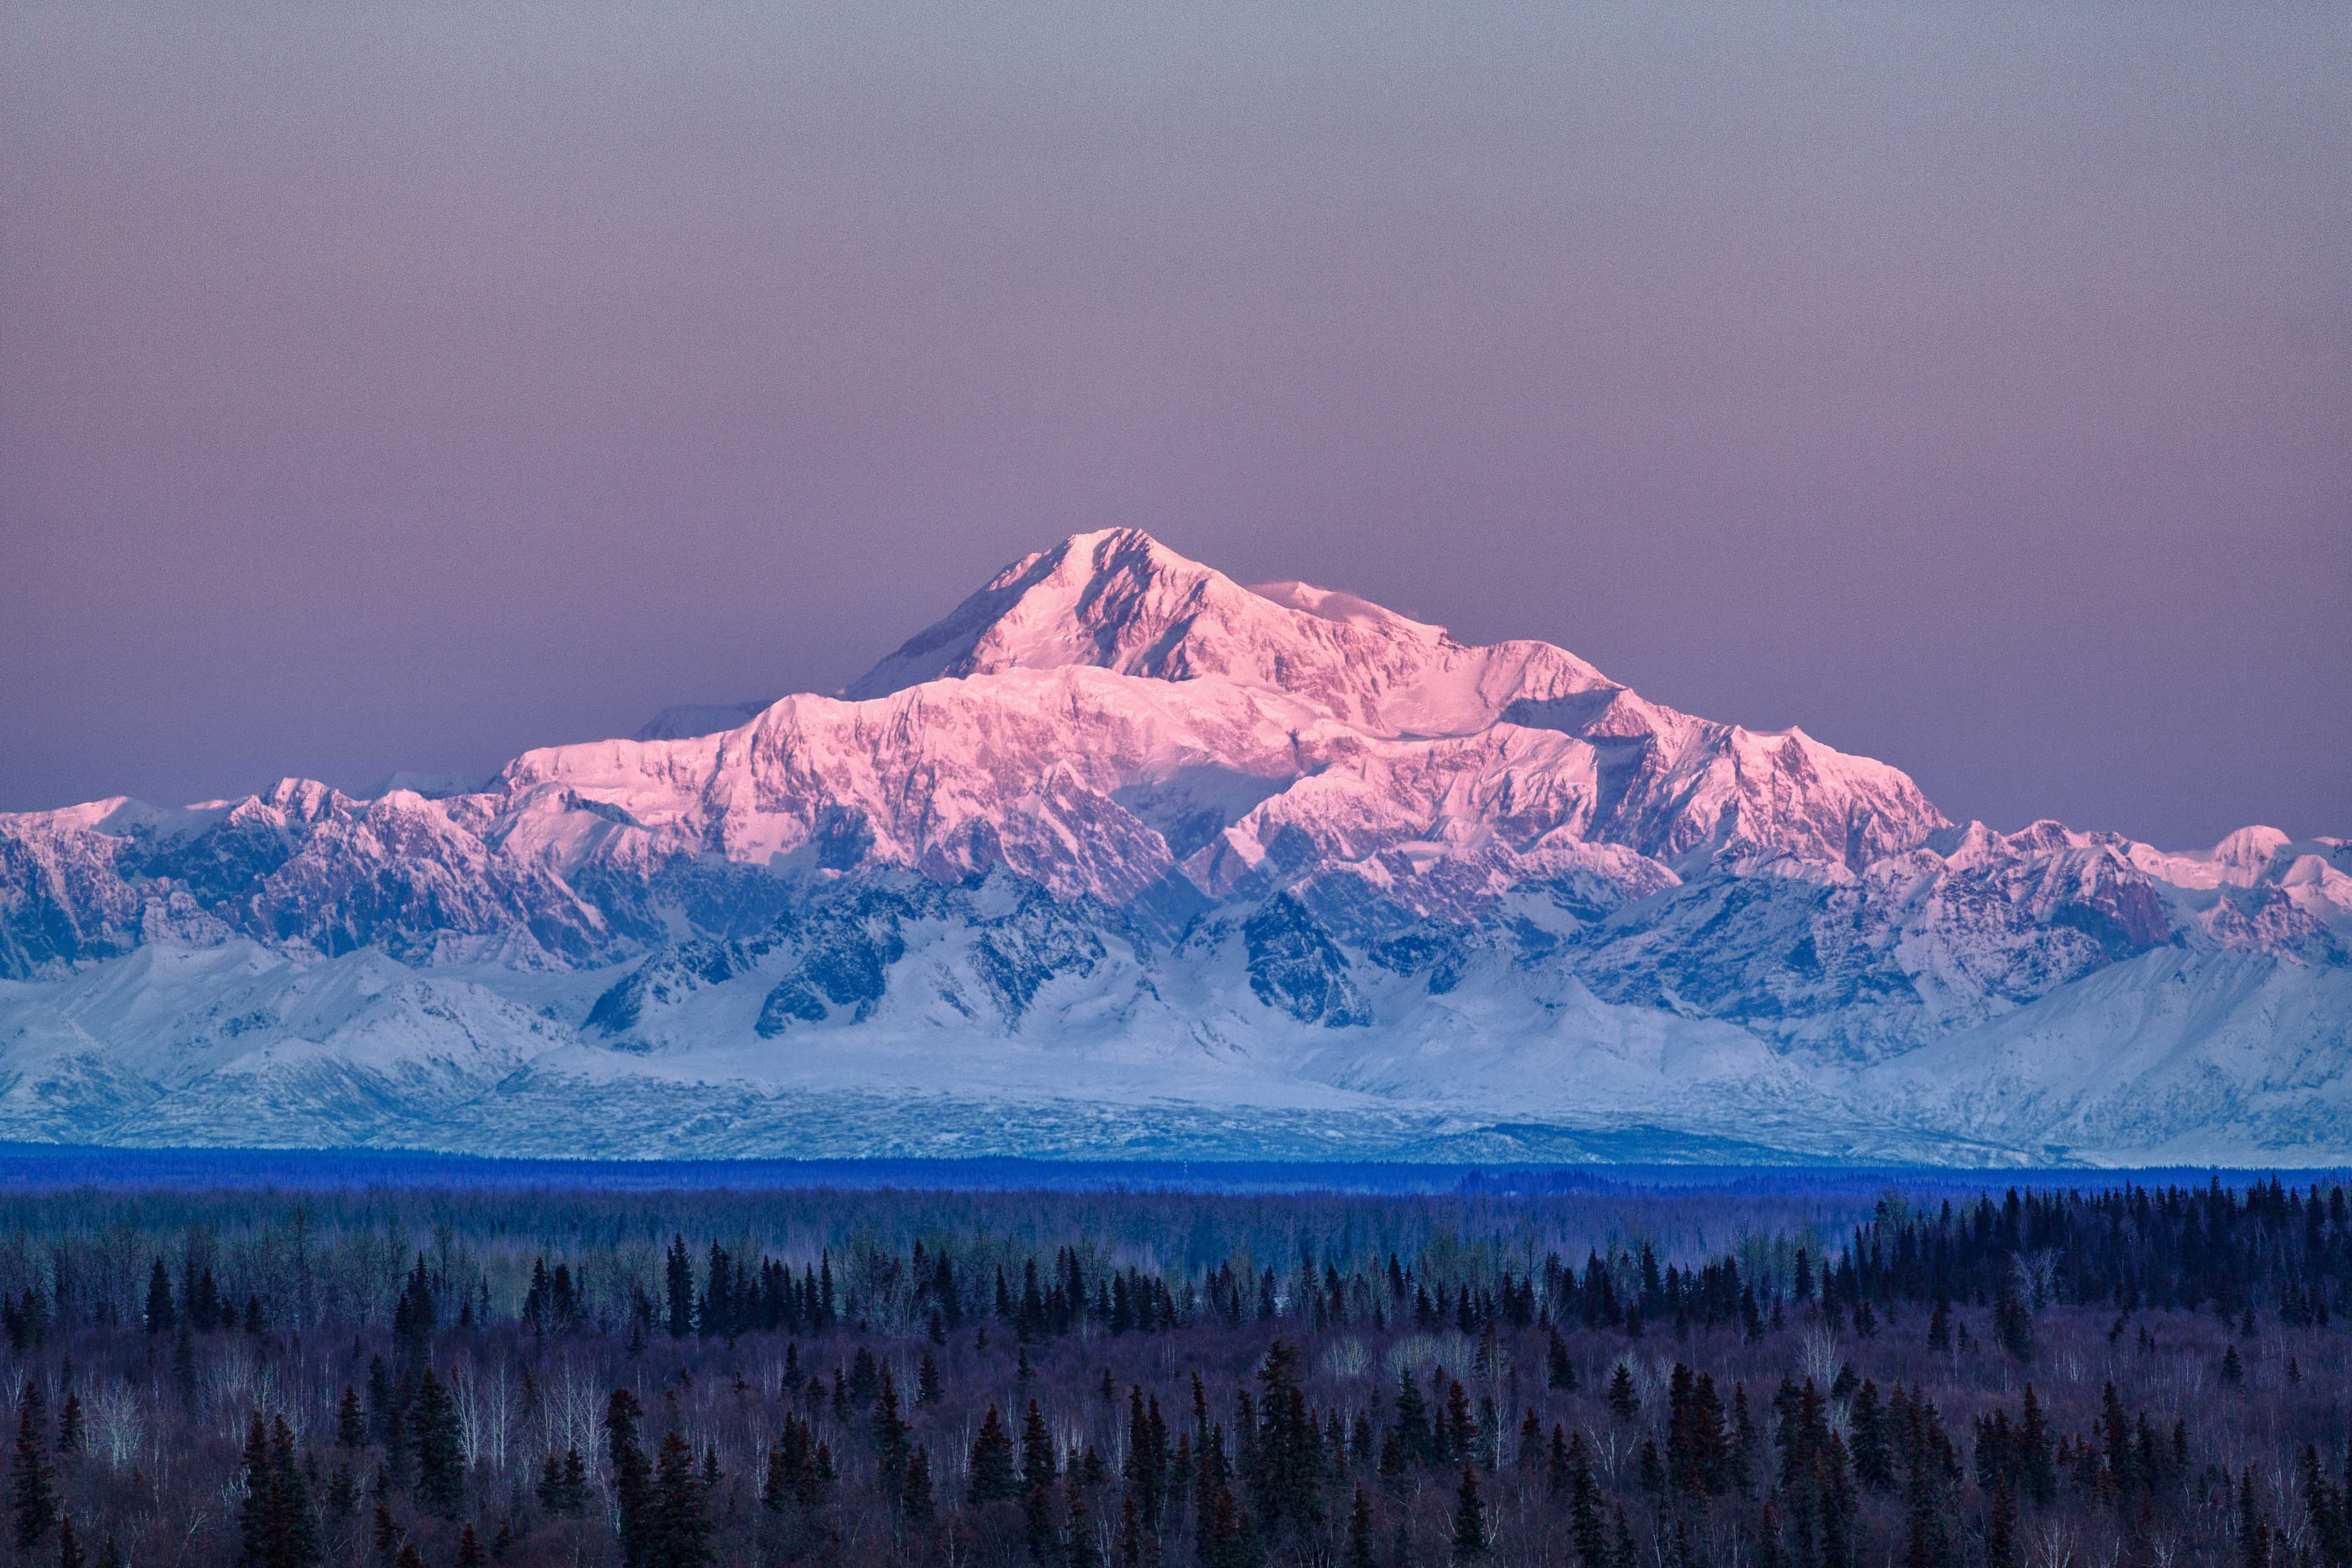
xmin=4 ymin=4 xmax=2346 ymax=848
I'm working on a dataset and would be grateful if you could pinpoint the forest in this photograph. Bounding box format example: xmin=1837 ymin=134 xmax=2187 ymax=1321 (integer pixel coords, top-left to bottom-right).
xmin=0 ymin=1171 xmax=2344 ymax=1568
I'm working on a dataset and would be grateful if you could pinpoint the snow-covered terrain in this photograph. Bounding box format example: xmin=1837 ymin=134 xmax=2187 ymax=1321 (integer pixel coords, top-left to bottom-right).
xmin=2 ymin=529 xmax=2345 ymax=1163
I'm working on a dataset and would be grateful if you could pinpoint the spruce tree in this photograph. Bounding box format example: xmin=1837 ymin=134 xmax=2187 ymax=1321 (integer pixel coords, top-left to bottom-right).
xmin=1608 ymin=1363 xmax=1639 ymax=1423
xmin=763 ymin=1439 xmax=793 ymax=1514
xmin=1067 ymin=1482 xmax=1102 ymax=1568
xmin=1567 ymin=1433 xmax=1606 ymax=1568
xmin=652 ymin=1430 xmax=712 ymax=1568
xmin=606 ymin=1389 xmax=653 ymax=1568
xmin=327 ymin=1463 xmax=359 ymax=1521
xmin=337 ymin=1387 xmax=367 ymax=1448
xmin=1346 ymin=1485 xmax=1377 ymax=1568
xmin=144 ymin=1260 xmax=175 ymax=1335
xmin=1251 ymin=1340 xmax=1322 ymax=1530
xmin=235 ymin=1414 xmax=272 ymax=1568
xmin=969 ymin=1405 xmax=1020 ymax=1505
xmin=1021 ymin=1399 xmax=1058 ymax=1493
xmin=1987 ymin=1481 xmax=2018 ymax=1568
xmin=1451 ymin=1465 xmax=1488 ymax=1559
xmin=270 ymin=1413 xmax=321 ymax=1568
xmin=13 ymin=1387 xmax=57 ymax=1553
xmin=904 ymin=1444 xmax=935 ymax=1523
xmin=560 ymin=1446 xmax=591 ymax=1514
xmin=873 ymin=1368 xmax=912 ymax=1491
xmin=1547 ymin=1326 xmax=1576 ymax=1390
xmin=666 ymin=1237 xmax=695 ymax=1339
xmin=1392 ymin=1373 xmax=1432 ymax=1468
xmin=411 ymin=1368 xmax=463 ymax=1516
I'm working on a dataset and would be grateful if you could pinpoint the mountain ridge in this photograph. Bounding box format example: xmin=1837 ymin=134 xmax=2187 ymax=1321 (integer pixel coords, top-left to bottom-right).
xmin=2 ymin=530 xmax=2345 ymax=1163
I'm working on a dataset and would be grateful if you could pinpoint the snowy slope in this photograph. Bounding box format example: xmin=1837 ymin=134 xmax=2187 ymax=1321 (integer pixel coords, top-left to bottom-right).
xmin=0 ymin=529 xmax=2342 ymax=1162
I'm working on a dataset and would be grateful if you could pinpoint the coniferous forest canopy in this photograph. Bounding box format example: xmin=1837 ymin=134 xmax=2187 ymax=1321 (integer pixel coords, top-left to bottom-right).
xmin=0 ymin=1164 xmax=2348 ymax=1568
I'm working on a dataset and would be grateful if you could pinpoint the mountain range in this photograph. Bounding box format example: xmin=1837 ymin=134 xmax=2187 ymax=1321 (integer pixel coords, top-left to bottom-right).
xmin=4 ymin=529 xmax=2347 ymax=1164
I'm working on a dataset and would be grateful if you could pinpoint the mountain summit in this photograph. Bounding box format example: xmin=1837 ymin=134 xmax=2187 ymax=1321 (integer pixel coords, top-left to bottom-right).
xmin=2 ymin=531 xmax=2346 ymax=1164
xmin=850 ymin=529 xmax=1947 ymax=873
xmin=847 ymin=528 xmax=1608 ymax=737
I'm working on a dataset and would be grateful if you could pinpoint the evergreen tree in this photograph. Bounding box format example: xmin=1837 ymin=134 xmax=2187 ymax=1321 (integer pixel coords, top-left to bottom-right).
xmin=1850 ymin=1381 xmax=1892 ymax=1491
xmin=337 ymin=1387 xmax=367 ymax=1449
xmin=904 ymin=1445 xmax=935 ymax=1524
xmin=1987 ymin=1481 xmax=2018 ymax=1568
xmin=1608 ymin=1363 xmax=1639 ymax=1423
xmin=1548 ymin=1326 xmax=1577 ymax=1390
xmin=411 ymin=1368 xmax=463 ymax=1516
xmin=606 ymin=1389 xmax=654 ymax=1568
xmin=327 ymin=1463 xmax=359 ymax=1521
xmin=1251 ymin=1340 xmax=1323 ymax=1531
xmin=1393 ymin=1372 xmax=1432 ymax=1468
xmin=561 ymin=1446 xmax=592 ymax=1513
xmin=1567 ymin=1433 xmax=1606 ymax=1568
xmin=1022 ymin=1399 xmax=1059 ymax=1493
xmin=390 ymin=1257 xmax=435 ymax=1375
xmin=666 ymin=1236 xmax=695 ymax=1339
xmin=1066 ymin=1482 xmax=1102 ymax=1568
xmin=1451 ymin=1465 xmax=1488 ymax=1559
xmin=13 ymin=1385 xmax=57 ymax=1553
xmin=652 ymin=1430 xmax=712 ymax=1568
xmin=970 ymin=1405 xmax=1020 ymax=1505
xmin=144 ymin=1260 xmax=175 ymax=1335
xmin=270 ymin=1414 xmax=320 ymax=1568
xmin=872 ymin=1367 xmax=912 ymax=1491
xmin=235 ymin=1414 xmax=272 ymax=1568
xmin=1346 ymin=1485 xmax=1377 ymax=1568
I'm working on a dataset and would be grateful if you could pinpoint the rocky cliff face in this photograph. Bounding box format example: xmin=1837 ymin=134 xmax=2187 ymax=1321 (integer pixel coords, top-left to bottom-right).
xmin=2 ymin=530 xmax=2345 ymax=1163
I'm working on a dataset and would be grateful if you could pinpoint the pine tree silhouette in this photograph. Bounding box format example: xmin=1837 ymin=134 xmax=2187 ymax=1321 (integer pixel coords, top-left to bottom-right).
xmin=606 ymin=1389 xmax=653 ymax=1567
xmin=143 ymin=1261 xmax=174 ymax=1335
xmin=652 ymin=1430 xmax=712 ymax=1568
xmin=13 ymin=1385 xmax=57 ymax=1553
xmin=411 ymin=1368 xmax=463 ymax=1516
xmin=1451 ymin=1465 xmax=1488 ymax=1558
xmin=968 ymin=1405 xmax=1020 ymax=1505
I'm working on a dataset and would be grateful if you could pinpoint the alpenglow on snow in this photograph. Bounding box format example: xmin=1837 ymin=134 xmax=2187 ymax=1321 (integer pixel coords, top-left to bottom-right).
xmin=3 ymin=530 xmax=2347 ymax=1163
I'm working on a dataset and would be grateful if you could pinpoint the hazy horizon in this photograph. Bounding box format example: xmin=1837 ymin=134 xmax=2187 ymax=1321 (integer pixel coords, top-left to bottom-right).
xmin=5 ymin=2 xmax=2347 ymax=847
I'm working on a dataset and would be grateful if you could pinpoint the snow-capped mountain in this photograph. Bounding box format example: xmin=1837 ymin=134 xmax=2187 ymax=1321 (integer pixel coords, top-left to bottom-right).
xmin=3 ymin=529 xmax=2345 ymax=1163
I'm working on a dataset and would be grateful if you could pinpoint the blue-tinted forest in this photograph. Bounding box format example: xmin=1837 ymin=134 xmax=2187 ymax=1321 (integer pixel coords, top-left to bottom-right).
xmin=0 ymin=1163 xmax=2345 ymax=1568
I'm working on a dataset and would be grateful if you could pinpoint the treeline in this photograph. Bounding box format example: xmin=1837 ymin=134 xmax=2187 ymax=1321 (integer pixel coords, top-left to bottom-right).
xmin=0 ymin=1180 xmax=1890 ymax=1339
xmin=0 ymin=1178 xmax=2344 ymax=1567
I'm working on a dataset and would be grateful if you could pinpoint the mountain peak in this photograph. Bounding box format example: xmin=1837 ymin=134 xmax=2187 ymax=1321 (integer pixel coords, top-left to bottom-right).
xmin=845 ymin=528 xmax=1613 ymax=737
xmin=842 ymin=529 xmax=1222 ymax=701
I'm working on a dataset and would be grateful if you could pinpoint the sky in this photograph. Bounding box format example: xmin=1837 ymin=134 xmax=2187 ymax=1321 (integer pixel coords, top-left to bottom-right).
xmin=4 ymin=2 xmax=2346 ymax=849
